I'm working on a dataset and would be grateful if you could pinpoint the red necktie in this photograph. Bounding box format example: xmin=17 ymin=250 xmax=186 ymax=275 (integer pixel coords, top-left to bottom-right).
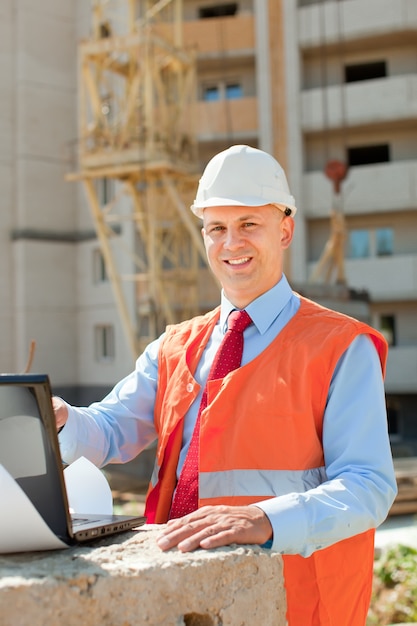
xmin=169 ymin=309 xmax=253 ymax=519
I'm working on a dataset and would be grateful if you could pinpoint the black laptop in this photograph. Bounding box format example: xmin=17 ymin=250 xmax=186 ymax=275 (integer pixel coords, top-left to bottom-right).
xmin=0 ymin=373 xmax=146 ymax=547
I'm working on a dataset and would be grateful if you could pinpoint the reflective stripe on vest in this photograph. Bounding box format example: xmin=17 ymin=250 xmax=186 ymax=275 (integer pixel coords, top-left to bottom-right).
xmin=199 ymin=466 xmax=327 ymax=500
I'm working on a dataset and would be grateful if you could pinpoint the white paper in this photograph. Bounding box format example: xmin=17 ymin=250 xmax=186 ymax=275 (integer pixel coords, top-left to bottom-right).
xmin=0 ymin=464 xmax=68 ymax=553
xmin=64 ymin=456 xmax=113 ymax=515
xmin=0 ymin=457 xmax=113 ymax=554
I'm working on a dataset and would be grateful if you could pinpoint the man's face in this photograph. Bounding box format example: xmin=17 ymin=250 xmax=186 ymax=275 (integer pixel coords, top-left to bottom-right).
xmin=202 ymin=204 xmax=294 ymax=309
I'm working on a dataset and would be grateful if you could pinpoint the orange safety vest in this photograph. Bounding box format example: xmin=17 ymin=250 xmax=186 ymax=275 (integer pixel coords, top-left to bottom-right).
xmin=145 ymin=296 xmax=388 ymax=626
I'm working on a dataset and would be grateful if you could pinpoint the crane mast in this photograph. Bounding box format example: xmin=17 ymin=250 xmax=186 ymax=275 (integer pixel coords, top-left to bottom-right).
xmin=68 ymin=0 xmax=209 ymax=360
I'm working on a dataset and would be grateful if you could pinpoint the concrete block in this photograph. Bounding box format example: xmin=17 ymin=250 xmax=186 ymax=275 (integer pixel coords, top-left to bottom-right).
xmin=0 ymin=526 xmax=286 ymax=626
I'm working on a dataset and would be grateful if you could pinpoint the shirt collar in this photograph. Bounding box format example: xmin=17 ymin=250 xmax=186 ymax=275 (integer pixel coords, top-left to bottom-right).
xmin=220 ymin=274 xmax=294 ymax=335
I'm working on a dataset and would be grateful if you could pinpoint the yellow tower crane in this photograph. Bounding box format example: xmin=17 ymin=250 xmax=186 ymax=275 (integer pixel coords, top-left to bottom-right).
xmin=67 ymin=0 xmax=215 ymax=361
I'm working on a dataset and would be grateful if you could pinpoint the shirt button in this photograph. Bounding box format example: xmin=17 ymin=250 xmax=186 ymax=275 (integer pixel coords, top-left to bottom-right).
xmin=186 ymin=383 xmax=194 ymax=393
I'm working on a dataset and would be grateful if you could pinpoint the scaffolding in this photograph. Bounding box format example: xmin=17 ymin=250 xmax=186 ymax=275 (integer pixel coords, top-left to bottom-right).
xmin=68 ymin=0 xmax=212 ymax=360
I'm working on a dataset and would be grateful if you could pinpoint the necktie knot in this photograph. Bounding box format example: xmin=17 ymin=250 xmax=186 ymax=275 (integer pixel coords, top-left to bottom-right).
xmin=227 ymin=309 xmax=252 ymax=334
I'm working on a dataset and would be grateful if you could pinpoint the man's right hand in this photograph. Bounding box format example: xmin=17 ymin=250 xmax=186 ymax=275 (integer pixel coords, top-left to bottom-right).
xmin=52 ymin=396 xmax=69 ymax=430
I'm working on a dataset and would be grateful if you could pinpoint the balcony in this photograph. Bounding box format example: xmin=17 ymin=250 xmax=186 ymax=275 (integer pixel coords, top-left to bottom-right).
xmin=347 ymin=254 xmax=417 ymax=300
xmin=302 ymin=160 xmax=417 ymax=218
xmin=307 ymin=254 xmax=417 ymax=301
xmin=196 ymin=96 xmax=258 ymax=141
xmin=298 ymin=0 xmax=417 ymax=50
xmin=301 ymin=75 xmax=417 ymax=132
xmin=385 ymin=346 xmax=417 ymax=393
xmin=182 ymin=14 xmax=255 ymax=58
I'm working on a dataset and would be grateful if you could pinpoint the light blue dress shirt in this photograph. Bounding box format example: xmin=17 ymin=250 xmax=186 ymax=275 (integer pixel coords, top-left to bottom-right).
xmin=59 ymin=275 xmax=397 ymax=556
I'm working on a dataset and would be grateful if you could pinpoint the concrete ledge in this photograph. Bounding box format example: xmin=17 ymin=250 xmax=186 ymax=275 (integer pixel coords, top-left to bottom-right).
xmin=0 ymin=525 xmax=286 ymax=626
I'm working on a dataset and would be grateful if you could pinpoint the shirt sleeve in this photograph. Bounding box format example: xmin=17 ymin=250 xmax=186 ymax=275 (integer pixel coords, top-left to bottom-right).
xmin=58 ymin=337 xmax=161 ymax=467
xmin=255 ymin=333 xmax=398 ymax=557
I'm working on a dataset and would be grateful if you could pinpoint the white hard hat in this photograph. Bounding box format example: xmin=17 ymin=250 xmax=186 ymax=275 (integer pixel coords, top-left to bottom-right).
xmin=191 ymin=144 xmax=297 ymax=218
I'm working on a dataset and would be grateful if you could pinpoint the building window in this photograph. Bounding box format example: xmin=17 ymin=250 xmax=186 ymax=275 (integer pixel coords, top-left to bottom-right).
xmin=347 ymin=144 xmax=390 ymax=167
xmin=386 ymin=401 xmax=401 ymax=438
xmin=345 ymin=61 xmax=387 ymax=83
xmin=161 ymin=230 xmax=175 ymax=270
xmin=348 ymin=229 xmax=369 ymax=258
xmin=95 ymin=325 xmax=115 ymax=361
xmin=199 ymin=4 xmax=238 ymax=18
xmin=93 ymin=248 xmax=108 ymax=283
xmin=96 ymin=177 xmax=114 ymax=206
xmin=203 ymin=85 xmax=220 ymax=101
xmin=380 ymin=314 xmax=396 ymax=346
xmin=298 ymin=0 xmax=328 ymax=5
xmin=138 ymin=315 xmax=150 ymax=338
xmin=225 ymin=83 xmax=242 ymax=99
xmin=376 ymin=227 xmax=394 ymax=257
xmin=348 ymin=227 xmax=394 ymax=259
xmin=202 ymin=81 xmax=243 ymax=101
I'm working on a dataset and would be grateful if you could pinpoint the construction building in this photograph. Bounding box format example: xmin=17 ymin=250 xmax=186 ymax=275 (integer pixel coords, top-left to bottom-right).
xmin=1 ymin=0 xmax=417 ymax=457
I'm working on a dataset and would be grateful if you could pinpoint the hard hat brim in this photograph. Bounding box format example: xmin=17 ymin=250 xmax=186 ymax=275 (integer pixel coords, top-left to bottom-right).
xmin=191 ymin=197 xmax=297 ymax=218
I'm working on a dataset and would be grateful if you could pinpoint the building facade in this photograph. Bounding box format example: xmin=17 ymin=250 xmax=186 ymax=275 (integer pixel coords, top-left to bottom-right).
xmin=286 ymin=0 xmax=417 ymax=454
xmin=1 ymin=0 xmax=416 ymax=454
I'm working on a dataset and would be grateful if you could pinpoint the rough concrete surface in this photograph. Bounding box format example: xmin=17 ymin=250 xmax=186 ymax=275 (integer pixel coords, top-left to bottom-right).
xmin=0 ymin=525 xmax=286 ymax=626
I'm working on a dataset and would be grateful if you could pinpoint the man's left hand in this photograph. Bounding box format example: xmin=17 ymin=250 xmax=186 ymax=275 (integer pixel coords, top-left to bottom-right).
xmin=156 ymin=505 xmax=273 ymax=553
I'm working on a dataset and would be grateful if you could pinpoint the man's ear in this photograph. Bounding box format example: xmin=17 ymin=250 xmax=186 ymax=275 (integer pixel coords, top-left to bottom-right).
xmin=281 ymin=216 xmax=294 ymax=249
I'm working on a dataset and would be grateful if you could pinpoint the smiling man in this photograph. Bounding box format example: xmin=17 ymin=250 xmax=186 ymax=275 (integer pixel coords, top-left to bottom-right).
xmin=202 ymin=204 xmax=293 ymax=309
xmin=54 ymin=145 xmax=397 ymax=626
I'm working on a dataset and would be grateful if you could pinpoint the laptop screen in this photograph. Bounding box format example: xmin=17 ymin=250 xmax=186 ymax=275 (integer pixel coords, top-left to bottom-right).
xmin=0 ymin=374 xmax=70 ymax=541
